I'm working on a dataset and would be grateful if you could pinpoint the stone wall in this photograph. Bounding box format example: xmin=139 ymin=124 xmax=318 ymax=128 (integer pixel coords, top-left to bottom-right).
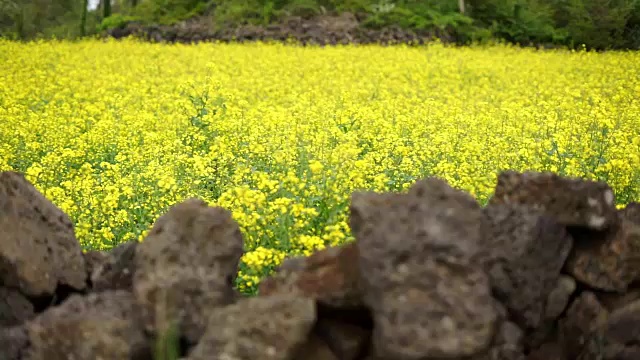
xmin=1 ymin=169 xmax=639 ymax=359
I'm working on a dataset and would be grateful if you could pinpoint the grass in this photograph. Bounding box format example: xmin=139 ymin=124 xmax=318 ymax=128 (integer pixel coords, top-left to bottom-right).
xmin=0 ymin=38 xmax=639 ymax=295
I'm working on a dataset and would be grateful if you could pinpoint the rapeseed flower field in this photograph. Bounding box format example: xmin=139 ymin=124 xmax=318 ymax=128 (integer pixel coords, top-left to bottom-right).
xmin=1 ymin=39 xmax=639 ymax=294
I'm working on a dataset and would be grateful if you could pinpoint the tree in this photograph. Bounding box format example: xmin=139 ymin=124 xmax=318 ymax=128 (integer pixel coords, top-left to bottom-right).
xmin=80 ymin=0 xmax=88 ymax=36
xmin=104 ymin=0 xmax=111 ymax=18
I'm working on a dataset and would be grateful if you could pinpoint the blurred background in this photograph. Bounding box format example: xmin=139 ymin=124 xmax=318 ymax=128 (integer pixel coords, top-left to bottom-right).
xmin=0 ymin=0 xmax=639 ymax=50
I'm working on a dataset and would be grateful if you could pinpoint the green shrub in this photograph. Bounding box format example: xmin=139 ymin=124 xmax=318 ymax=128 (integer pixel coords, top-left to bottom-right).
xmin=98 ymin=14 xmax=142 ymax=31
xmin=132 ymin=0 xmax=214 ymax=25
xmin=554 ymin=0 xmax=638 ymax=49
xmin=466 ymin=0 xmax=565 ymax=45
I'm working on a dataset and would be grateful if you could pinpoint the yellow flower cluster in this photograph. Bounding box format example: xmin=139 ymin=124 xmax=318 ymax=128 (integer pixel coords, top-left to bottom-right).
xmin=1 ymin=38 xmax=639 ymax=293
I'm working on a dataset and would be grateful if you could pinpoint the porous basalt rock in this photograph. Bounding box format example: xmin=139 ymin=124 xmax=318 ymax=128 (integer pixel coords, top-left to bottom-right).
xmin=186 ymin=295 xmax=316 ymax=360
xmin=24 ymin=290 xmax=149 ymax=360
xmin=564 ymin=217 xmax=640 ymax=292
xmin=350 ymin=177 xmax=498 ymax=359
xmin=480 ymin=203 xmax=573 ymax=330
xmin=258 ymin=241 xmax=363 ymax=308
xmin=489 ymin=170 xmax=617 ymax=230
xmin=4 ymin=169 xmax=640 ymax=360
xmin=133 ymin=198 xmax=244 ymax=344
xmin=0 ymin=171 xmax=86 ymax=297
xmin=0 ymin=286 xmax=35 ymax=327
xmin=91 ymin=239 xmax=137 ymax=292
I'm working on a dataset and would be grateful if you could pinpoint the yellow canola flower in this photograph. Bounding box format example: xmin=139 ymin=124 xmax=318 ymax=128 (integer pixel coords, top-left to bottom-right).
xmin=1 ymin=38 xmax=639 ymax=293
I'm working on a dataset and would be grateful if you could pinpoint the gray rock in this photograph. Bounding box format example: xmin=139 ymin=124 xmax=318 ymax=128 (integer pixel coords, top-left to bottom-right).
xmin=24 ymin=290 xmax=149 ymax=360
xmin=565 ymin=217 xmax=640 ymax=292
xmin=82 ymin=250 xmax=107 ymax=287
xmin=545 ymin=275 xmax=577 ymax=321
xmin=0 ymin=326 xmax=29 ymax=360
xmin=350 ymin=177 xmax=498 ymax=359
xmin=0 ymin=171 xmax=86 ymax=297
xmin=488 ymin=170 xmax=617 ymax=230
xmin=480 ymin=203 xmax=573 ymax=329
xmin=559 ymin=291 xmax=608 ymax=359
xmin=620 ymin=202 xmax=640 ymax=224
xmin=0 ymin=286 xmax=35 ymax=327
xmin=187 ymin=295 xmax=316 ymax=360
xmin=91 ymin=240 xmax=137 ymax=292
xmin=133 ymin=198 xmax=244 ymax=344
xmin=478 ymin=320 xmax=526 ymax=360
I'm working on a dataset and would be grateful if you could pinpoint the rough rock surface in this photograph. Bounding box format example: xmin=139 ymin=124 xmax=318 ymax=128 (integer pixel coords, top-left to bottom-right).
xmin=597 ymin=288 xmax=640 ymax=311
xmin=186 ymin=295 xmax=316 ymax=360
xmin=480 ymin=203 xmax=573 ymax=330
xmin=105 ymin=12 xmax=457 ymax=46
xmin=489 ymin=171 xmax=617 ymax=230
xmin=558 ymin=291 xmax=609 ymax=359
xmin=350 ymin=177 xmax=498 ymax=359
xmin=133 ymin=198 xmax=244 ymax=344
xmin=0 ymin=286 xmax=35 ymax=326
xmin=24 ymin=290 xmax=149 ymax=360
xmin=564 ymin=217 xmax=640 ymax=292
xmin=6 ymin=169 xmax=640 ymax=360
xmin=82 ymin=250 xmax=107 ymax=287
xmin=0 ymin=171 xmax=86 ymax=297
xmin=545 ymin=275 xmax=577 ymax=321
xmin=91 ymin=239 xmax=137 ymax=292
xmin=620 ymin=202 xmax=640 ymax=223
xmin=0 ymin=326 xmax=30 ymax=360
xmin=258 ymin=241 xmax=362 ymax=308
xmin=479 ymin=319 xmax=526 ymax=360
xmin=596 ymin=299 xmax=640 ymax=358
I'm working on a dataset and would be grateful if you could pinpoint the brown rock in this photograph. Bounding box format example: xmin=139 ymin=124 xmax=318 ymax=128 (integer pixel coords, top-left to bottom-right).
xmin=480 ymin=204 xmax=573 ymax=330
xmin=603 ymin=299 xmax=640 ymax=339
xmin=291 ymin=334 xmax=339 ymax=360
xmin=580 ymin=299 xmax=640 ymax=360
xmin=597 ymin=288 xmax=640 ymax=312
xmin=0 ymin=326 xmax=29 ymax=360
xmin=186 ymin=295 xmax=316 ymax=360
xmin=91 ymin=240 xmax=137 ymax=292
xmin=488 ymin=170 xmax=617 ymax=230
xmin=0 ymin=287 xmax=35 ymax=327
xmin=133 ymin=198 xmax=244 ymax=344
xmin=82 ymin=250 xmax=107 ymax=287
xmin=620 ymin=202 xmax=640 ymax=224
xmin=314 ymin=316 xmax=371 ymax=360
xmin=478 ymin=320 xmax=526 ymax=360
xmin=545 ymin=275 xmax=577 ymax=321
xmin=0 ymin=171 xmax=86 ymax=297
xmin=258 ymin=241 xmax=362 ymax=308
xmin=350 ymin=178 xmax=498 ymax=359
xmin=24 ymin=290 xmax=149 ymax=360
xmin=559 ymin=291 xmax=608 ymax=359
xmin=526 ymin=275 xmax=578 ymax=350
xmin=564 ymin=217 xmax=640 ymax=292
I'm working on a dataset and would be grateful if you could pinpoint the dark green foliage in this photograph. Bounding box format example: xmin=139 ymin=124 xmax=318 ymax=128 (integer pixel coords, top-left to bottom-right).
xmin=553 ymin=0 xmax=638 ymax=49
xmin=81 ymin=0 xmax=88 ymax=36
xmin=361 ymin=0 xmax=474 ymax=31
xmin=104 ymin=0 xmax=112 ymax=19
xmin=0 ymin=0 xmax=92 ymax=39
xmin=131 ymin=0 xmax=215 ymax=25
xmin=467 ymin=0 xmax=566 ymax=45
xmin=1 ymin=0 xmax=639 ymax=49
xmin=98 ymin=14 xmax=142 ymax=32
